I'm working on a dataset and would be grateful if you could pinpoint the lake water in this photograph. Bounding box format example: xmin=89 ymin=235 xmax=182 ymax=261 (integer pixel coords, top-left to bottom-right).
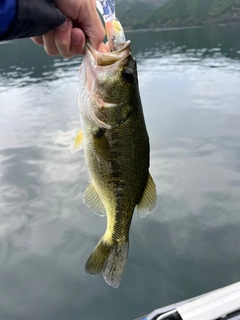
xmin=0 ymin=23 xmax=240 ymax=320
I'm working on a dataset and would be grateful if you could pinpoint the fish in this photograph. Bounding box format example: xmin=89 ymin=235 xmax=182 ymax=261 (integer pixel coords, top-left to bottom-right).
xmin=72 ymin=2 xmax=157 ymax=288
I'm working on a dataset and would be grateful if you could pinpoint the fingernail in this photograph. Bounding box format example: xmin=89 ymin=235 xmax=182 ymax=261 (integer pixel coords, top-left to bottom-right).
xmin=58 ymin=18 xmax=71 ymax=31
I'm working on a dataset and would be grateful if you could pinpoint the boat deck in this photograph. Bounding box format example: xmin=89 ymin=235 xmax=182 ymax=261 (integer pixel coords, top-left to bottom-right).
xmin=135 ymin=281 xmax=240 ymax=320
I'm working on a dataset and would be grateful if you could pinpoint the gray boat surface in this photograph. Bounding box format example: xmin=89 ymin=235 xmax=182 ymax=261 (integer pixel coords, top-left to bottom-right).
xmin=135 ymin=281 xmax=240 ymax=320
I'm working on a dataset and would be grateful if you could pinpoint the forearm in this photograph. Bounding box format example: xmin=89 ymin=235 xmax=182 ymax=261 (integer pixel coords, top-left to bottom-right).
xmin=0 ymin=0 xmax=17 ymax=37
xmin=0 ymin=0 xmax=65 ymax=40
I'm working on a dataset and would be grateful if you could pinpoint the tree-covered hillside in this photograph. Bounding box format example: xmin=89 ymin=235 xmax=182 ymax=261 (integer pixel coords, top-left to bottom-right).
xmin=116 ymin=0 xmax=168 ymax=28
xmin=116 ymin=0 xmax=240 ymax=29
xmin=138 ymin=0 xmax=240 ymax=28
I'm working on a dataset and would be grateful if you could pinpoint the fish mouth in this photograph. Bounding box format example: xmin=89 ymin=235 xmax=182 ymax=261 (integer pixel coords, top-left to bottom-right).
xmin=86 ymin=40 xmax=132 ymax=67
xmin=80 ymin=40 xmax=133 ymax=130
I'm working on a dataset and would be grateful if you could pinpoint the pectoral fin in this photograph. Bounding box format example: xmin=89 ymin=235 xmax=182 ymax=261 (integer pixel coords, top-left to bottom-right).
xmin=137 ymin=173 xmax=157 ymax=218
xmin=71 ymin=130 xmax=84 ymax=153
xmin=83 ymin=181 xmax=106 ymax=216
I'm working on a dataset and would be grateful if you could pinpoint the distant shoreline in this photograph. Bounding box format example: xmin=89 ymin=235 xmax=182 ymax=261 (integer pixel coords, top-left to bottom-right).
xmin=124 ymin=21 xmax=240 ymax=33
xmin=125 ymin=25 xmax=202 ymax=33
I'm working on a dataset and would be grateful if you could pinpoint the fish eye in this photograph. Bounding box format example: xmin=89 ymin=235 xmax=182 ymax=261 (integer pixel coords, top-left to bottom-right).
xmin=122 ymin=68 xmax=134 ymax=83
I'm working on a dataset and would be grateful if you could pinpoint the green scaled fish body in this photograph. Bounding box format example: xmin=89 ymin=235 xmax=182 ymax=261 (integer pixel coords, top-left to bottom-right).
xmin=73 ymin=40 xmax=156 ymax=288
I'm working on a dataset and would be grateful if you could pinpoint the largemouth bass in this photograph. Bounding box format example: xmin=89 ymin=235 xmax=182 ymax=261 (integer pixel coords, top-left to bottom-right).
xmin=72 ymin=14 xmax=156 ymax=289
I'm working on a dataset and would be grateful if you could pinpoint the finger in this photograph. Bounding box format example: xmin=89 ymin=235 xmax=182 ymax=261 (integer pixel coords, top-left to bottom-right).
xmin=87 ymin=12 xmax=105 ymax=50
xmin=42 ymin=31 xmax=59 ymax=56
xmin=31 ymin=36 xmax=44 ymax=45
xmin=54 ymin=18 xmax=74 ymax=58
xmin=75 ymin=1 xmax=105 ymax=50
xmin=70 ymin=28 xmax=85 ymax=55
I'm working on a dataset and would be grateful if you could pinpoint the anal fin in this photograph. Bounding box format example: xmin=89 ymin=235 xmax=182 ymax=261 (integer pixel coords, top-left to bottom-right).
xmin=83 ymin=181 xmax=106 ymax=216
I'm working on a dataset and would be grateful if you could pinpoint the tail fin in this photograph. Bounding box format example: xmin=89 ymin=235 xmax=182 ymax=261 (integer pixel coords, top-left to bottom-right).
xmin=85 ymin=239 xmax=111 ymax=276
xmin=85 ymin=238 xmax=129 ymax=288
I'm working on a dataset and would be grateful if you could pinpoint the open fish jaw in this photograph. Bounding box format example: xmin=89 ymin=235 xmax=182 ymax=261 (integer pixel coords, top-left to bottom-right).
xmin=78 ymin=40 xmax=134 ymax=130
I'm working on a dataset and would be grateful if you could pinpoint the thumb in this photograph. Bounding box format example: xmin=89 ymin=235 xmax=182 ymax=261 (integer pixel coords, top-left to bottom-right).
xmin=75 ymin=2 xmax=105 ymax=50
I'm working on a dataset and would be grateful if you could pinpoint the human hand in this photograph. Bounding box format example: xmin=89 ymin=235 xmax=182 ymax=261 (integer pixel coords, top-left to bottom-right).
xmin=32 ymin=0 xmax=105 ymax=58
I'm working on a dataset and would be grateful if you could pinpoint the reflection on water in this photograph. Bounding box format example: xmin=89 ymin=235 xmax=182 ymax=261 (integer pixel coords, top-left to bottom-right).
xmin=1 ymin=23 xmax=240 ymax=88
xmin=0 ymin=23 xmax=240 ymax=320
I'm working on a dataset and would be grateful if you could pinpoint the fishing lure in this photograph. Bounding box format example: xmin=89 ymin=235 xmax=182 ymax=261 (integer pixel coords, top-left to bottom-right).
xmin=96 ymin=0 xmax=126 ymax=51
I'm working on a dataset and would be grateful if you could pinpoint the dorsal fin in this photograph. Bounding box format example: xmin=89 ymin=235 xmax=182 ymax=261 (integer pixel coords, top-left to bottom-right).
xmin=137 ymin=173 xmax=157 ymax=218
